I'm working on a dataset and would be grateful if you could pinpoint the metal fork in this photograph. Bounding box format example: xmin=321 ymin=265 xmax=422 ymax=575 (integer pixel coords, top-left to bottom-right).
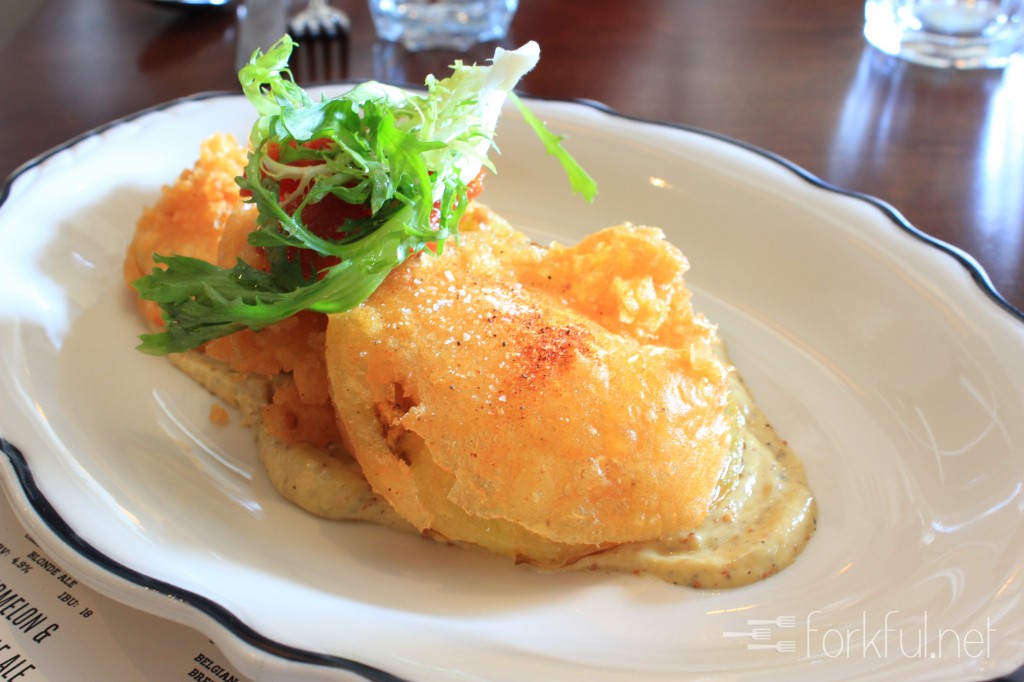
xmin=289 ymin=0 xmax=351 ymax=38
xmin=288 ymin=0 xmax=349 ymax=83
xmin=291 ymin=34 xmax=348 ymax=83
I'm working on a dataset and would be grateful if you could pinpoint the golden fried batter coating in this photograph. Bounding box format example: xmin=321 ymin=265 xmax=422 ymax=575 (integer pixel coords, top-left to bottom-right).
xmin=123 ymin=133 xmax=251 ymax=329
xmin=326 ymin=206 xmax=734 ymax=548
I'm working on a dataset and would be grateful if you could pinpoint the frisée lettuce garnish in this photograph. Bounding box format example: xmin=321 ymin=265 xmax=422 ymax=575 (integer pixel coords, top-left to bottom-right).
xmin=134 ymin=37 xmax=596 ymax=355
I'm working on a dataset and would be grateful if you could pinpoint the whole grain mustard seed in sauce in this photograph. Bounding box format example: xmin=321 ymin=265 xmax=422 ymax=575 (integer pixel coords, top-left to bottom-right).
xmin=575 ymin=369 xmax=816 ymax=588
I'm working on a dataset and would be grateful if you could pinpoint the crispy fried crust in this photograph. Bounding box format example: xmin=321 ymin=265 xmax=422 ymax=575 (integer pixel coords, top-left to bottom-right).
xmin=325 ymin=206 xmax=734 ymax=547
xmin=123 ymin=134 xmax=250 ymax=330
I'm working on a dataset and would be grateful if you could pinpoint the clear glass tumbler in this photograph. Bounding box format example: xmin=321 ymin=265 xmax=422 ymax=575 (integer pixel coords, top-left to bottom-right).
xmin=368 ymin=0 xmax=519 ymax=52
xmin=864 ymin=0 xmax=1024 ymax=68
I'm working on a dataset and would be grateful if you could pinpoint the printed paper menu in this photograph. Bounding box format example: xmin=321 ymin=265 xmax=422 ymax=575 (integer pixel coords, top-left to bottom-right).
xmin=0 ymin=492 xmax=253 ymax=682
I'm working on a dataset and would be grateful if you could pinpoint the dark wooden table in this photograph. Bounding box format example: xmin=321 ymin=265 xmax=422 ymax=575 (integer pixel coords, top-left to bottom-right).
xmin=1 ymin=0 xmax=1022 ymax=315
xmin=0 ymin=1 xmax=1022 ymax=679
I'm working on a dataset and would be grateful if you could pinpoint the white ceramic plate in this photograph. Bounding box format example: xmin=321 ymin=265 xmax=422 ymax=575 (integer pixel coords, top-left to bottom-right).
xmin=1 ymin=90 xmax=1023 ymax=682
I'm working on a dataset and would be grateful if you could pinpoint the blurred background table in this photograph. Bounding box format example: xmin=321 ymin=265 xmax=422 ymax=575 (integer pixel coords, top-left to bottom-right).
xmin=1 ymin=0 xmax=1022 ymax=314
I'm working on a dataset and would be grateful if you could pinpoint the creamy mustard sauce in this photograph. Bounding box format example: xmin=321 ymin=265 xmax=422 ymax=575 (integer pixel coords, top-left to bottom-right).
xmin=570 ymin=368 xmax=816 ymax=588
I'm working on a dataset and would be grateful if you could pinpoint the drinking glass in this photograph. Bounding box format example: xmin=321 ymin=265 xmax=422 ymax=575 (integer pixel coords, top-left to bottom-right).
xmin=368 ymin=0 xmax=519 ymax=51
xmin=864 ymin=0 xmax=1024 ymax=68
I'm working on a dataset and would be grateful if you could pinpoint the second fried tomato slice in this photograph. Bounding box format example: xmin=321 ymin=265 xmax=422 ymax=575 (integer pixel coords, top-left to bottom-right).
xmin=325 ymin=205 xmax=733 ymax=554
